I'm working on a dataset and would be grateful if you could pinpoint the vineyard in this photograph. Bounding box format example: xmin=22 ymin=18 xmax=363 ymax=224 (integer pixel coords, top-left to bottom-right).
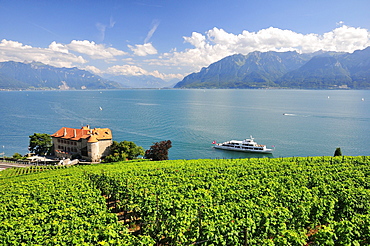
xmin=1 ymin=156 xmax=370 ymax=245
xmin=0 ymin=165 xmax=69 ymax=178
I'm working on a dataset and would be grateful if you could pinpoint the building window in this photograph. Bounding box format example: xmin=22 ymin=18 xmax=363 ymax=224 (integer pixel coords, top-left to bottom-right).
xmin=81 ymin=147 xmax=88 ymax=156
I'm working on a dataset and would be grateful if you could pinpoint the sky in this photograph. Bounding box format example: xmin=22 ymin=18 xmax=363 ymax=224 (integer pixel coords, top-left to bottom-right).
xmin=0 ymin=0 xmax=370 ymax=83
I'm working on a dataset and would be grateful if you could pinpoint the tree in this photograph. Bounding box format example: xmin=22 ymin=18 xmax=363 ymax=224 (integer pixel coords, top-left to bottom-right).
xmin=144 ymin=140 xmax=172 ymax=161
xmin=334 ymin=147 xmax=342 ymax=157
xmin=104 ymin=140 xmax=144 ymax=162
xmin=29 ymin=133 xmax=52 ymax=156
xmin=12 ymin=153 xmax=23 ymax=160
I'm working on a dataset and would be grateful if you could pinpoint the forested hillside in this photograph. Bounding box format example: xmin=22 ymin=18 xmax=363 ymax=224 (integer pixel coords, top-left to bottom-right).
xmin=175 ymin=47 xmax=370 ymax=89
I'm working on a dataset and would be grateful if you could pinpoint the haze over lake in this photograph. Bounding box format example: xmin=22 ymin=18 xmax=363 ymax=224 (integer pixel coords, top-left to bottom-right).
xmin=1 ymin=89 xmax=369 ymax=159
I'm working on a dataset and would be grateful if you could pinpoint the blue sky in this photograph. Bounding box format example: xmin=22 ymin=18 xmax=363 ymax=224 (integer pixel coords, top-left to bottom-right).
xmin=0 ymin=0 xmax=370 ymax=83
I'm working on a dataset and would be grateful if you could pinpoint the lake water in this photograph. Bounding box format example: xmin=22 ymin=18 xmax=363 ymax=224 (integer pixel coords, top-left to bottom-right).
xmin=0 ymin=89 xmax=369 ymax=159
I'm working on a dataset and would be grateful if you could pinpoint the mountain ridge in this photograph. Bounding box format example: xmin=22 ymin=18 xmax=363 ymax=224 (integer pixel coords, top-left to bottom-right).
xmin=2 ymin=47 xmax=370 ymax=90
xmin=175 ymin=47 xmax=370 ymax=89
xmin=0 ymin=61 xmax=122 ymax=90
xmin=0 ymin=61 xmax=178 ymax=90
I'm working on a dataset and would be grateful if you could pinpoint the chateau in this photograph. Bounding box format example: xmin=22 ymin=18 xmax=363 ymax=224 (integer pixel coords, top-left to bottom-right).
xmin=51 ymin=125 xmax=112 ymax=162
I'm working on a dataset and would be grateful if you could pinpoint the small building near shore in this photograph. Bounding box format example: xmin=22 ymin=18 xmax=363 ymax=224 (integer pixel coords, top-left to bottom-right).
xmin=51 ymin=125 xmax=112 ymax=162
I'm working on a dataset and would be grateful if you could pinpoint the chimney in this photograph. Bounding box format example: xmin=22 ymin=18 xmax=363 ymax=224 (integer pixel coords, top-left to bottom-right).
xmin=86 ymin=124 xmax=90 ymax=129
xmin=63 ymin=128 xmax=67 ymax=137
xmin=74 ymin=129 xmax=76 ymax=138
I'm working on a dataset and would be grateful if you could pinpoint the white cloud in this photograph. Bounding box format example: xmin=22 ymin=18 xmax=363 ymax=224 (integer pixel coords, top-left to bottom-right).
xmin=96 ymin=16 xmax=116 ymax=42
xmin=128 ymin=43 xmax=158 ymax=56
xmin=152 ymin=25 xmax=370 ymax=72
xmin=0 ymin=39 xmax=86 ymax=67
xmin=184 ymin=32 xmax=207 ymax=48
xmin=336 ymin=21 xmax=345 ymax=26
xmin=122 ymin=57 xmax=134 ymax=63
xmin=84 ymin=65 xmax=103 ymax=74
xmin=49 ymin=41 xmax=69 ymax=53
xmin=106 ymin=64 xmax=148 ymax=76
xmin=66 ymin=40 xmax=127 ymax=60
xmin=1 ymin=25 xmax=369 ymax=81
xmin=150 ymin=70 xmax=183 ymax=80
xmin=105 ymin=64 xmax=182 ymax=80
xmin=0 ymin=39 xmax=128 ymax=69
xmin=0 ymin=39 xmax=32 ymax=49
xmin=319 ymin=25 xmax=370 ymax=53
xmin=144 ymin=19 xmax=160 ymax=43
xmin=96 ymin=23 xmax=107 ymax=42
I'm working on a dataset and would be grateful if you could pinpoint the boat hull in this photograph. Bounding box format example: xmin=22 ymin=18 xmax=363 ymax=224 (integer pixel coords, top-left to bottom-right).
xmin=213 ymin=145 xmax=273 ymax=154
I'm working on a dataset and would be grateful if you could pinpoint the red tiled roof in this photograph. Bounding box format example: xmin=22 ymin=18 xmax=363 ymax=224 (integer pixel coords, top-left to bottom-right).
xmin=51 ymin=126 xmax=112 ymax=142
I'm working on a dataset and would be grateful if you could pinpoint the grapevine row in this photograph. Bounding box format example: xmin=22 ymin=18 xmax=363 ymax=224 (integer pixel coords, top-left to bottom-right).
xmin=0 ymin=165 xmax=68 ymax=179
xmin=86 ymin=156 xmax=370 ymax=245
xmin=0 ymin=166 xmax=152 ymax=245
xmin=1 ymin=156 xmax=370 ymax=245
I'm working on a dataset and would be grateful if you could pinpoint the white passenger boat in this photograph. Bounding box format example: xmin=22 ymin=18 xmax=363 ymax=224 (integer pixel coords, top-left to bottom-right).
xmin=213 ymin=136 xmax=274 ymax=153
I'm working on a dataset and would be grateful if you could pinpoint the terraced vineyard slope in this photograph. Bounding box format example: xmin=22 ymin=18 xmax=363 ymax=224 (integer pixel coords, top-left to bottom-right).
xmin=1 ymin=156 xmax=370 ymax=245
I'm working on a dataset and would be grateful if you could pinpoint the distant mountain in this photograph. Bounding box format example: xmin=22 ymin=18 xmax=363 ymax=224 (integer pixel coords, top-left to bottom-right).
xmin=0 ymin=61 xmax=122 ymax=90
xmin=276 ymin=56 xmax=352 ymax=89
xmin=340 ymin=47 xmax=370 ymax=88
xmin=102 ymin=74 xmax=173 ymax=88
xmin=175 ymin=47 xmax=370 ymax=89
xmin=175 ymin=51 xmax=312 ymax=88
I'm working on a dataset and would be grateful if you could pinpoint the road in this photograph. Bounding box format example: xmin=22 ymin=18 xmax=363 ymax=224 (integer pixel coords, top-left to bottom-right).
xmin=0 ymin=162 xmax=28 ymax=171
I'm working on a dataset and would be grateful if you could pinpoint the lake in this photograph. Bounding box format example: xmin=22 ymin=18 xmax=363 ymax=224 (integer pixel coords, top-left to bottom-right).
xmin=0 ymin=89 xmax=369 ymax=159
